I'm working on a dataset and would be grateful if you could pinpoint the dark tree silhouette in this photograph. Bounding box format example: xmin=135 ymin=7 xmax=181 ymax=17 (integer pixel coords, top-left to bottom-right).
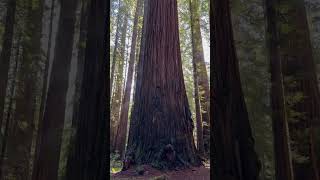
xmin=32 ymin=0 xmax=79 ymax=179
xmin=0 ymin=0 xmax=16 ymax=126
xmin=265 ymin=0 xmax=294 ymax=179
xmin=211 ymin=0 xmax=260 ymax=179
xmin=65 ymin=0 xmax=108 ymax=178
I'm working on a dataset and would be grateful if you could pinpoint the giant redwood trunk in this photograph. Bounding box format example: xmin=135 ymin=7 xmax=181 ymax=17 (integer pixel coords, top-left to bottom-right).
xmin=31 ymin=0 xmax=78 ymax=179
xmin=126 ymin=0 xmax=200 ymax=169
xmin=278 ymin=0 xmax=320 ymax=179
xmin=4 ymin=1 xmax=43 ymax=179
xmin=265 ymin=0 xmax=294 ymax=179
xmin=65 ymin=0 xmax=108 ymax=178
xmin=114 ymin=0 xmax=143 ymax=157
xmin=0 ymin=0 xmax=16 ymax=126
xmin=211 ymin=0 xmax=260 ymax=179
xmin=189 ymin=0 xmax=210 ymax=154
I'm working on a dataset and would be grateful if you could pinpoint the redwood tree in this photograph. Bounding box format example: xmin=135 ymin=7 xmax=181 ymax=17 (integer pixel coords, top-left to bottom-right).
xmin=265 ymin=0 xmax=294 ymax=179
xmin=279 ymin=0 xmax=320 ymax=179
xmin=65 ymin=0 xmax=108 ymax=178
xmin=110 ymin=13 xmax=128 ymax=151
xmin=189 ymin=0 xmax=210 ymax=154
xmin=114 ymin=0 xmax=143 ymax=157
xmin=126 ymin=0 xmax=200 ymax=169
xmin=0 ymin=0 xmax=16 ymax=126
xmin=211 ymin=0 xmax=260 ymax=179
xmin=32 ymin=0 xmax=79 ymax=179
xmin=4 ymin=1 xmax=43 ymax=179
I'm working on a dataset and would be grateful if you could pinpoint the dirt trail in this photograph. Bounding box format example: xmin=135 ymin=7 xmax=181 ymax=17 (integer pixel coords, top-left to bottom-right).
xmin=111 ymin=165 xmax=210 ymax=180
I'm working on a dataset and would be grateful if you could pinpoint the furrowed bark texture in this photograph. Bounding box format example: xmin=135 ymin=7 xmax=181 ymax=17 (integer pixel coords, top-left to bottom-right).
xmin=189 ymin=0 xmax=210 ymax=155
xmin=65 ymin=0 xmax=108 ymax=178
xmin=126 ymin=0 xmax=200 ymax=169
xmin=32 ymin=0 xmax=78 ymax=179
xmin=114 ymin=0 xmax=143 ymax=157
xmin=279 ymin=0 xmax=320 ymax=179
xmin=265 ymin=0 xmax=294 ymax=179
xmin=211 ymin=0 xmax=260 ymax=179
xmin=0 ymin=0 xmax=16 ymax=126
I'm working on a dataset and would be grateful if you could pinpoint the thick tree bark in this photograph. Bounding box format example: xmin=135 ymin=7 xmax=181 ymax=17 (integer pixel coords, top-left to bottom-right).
xmin=264 ymin=0 xmax=294 ymax=179
xmin=278 ymin=0 xmax=320 ymax=180
xmin=31 ymin=0 xmax=78 ymax=179
xmin=211 ymin=0 xmax=260 ymax=179
xmin=114 ymin=0 xmax=143 ymax=157
xmin=126 ymin=0 xmax=200 ymax=169
xmin=188 ymin=0 xmax=210 ymax=154
xmin=110 ymin=0 xmax=123 ymax=96
xmin=0 ymin=0 xmax=16 ymax=126
xmin=65 ymin=0 xmax=108 ymax=178
xmin=111 ymin=14 xmax=128 ymax=152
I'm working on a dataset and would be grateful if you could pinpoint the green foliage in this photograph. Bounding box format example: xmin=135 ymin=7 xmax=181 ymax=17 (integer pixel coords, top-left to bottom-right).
xmin=110 ymin=153 xmax=123 ymax=173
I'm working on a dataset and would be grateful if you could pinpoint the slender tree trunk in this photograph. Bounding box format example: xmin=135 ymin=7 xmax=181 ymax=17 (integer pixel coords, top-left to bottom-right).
xmin=0 ymin=33 xmax=20 ymax=179
xmin=0 ymin=0 xmax=16 ymax=126
xmin=192 ymin=58 xmax=204 ymax=156
xmin=4 ymin=1 xmax=43 ymax=179
xmin=126 ymin=0 xmax=200 ymax=169
xmin=278 ymin=0 xmax=320 ymax=179
xmin=111 ymin=14 xmax=128 ymax=152
xmin=31 ymin=0 xmax=78 ymax=179
xmin=189 ymin=0 xmax=205 ymax=156
xmin=110 ymin=0 xmax=123 ymax=96
xmin=65 ymin=0 xmax=108 ymax=178
xmin=188 ymin=0 xmax=210 ymax=154
xmin=114 ymin=0 xmax=143 ymax=157
xmin=211 ymin=0 xmax=260 ymax=179
xmin=38 ymin=0 xmax=56 ymax=126
xmin=264 ymin=0 xmax=294 ymax=179
xmin=64 ymin=0 xmax=88 ymax=174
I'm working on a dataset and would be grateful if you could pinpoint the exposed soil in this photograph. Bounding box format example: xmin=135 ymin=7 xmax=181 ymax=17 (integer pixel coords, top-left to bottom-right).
xmin=111 ymin=165 xmax=210 ymax=180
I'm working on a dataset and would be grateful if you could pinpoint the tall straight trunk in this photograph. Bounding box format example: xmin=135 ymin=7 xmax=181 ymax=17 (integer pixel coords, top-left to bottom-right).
xmin=31 ymin=0 xmax=57 ymax=178
xmin=114 ymin=0 xmax=143 ymax=157
xmin=264 ymin=0 xmax=294 ymax=179
xmin=4 ymin=1 xmax=43 ymax=179
xmin=0 ymin=34 xmax=20 ymax=179
xmin=192 ymin=58 xmax=204 ymax=155
xmin=110 ymin=14 xmax=128 ymax=152
xmin=64 ymin=0 xmax=88 ymax=174
xmin=189 ymin=0 xmax=205 ymax=155
xmin=110 ymin=0 xmax=123 ymax=96
xmin=188 ymin=0 xmax=210 ymax=154
xmin=126 ymin=0 xmax=200 ymax=169
xmin=71 ymin=0 xmax=88 ymax=128
xmin=278 ymin=0 xmax=320 ymax=180
xmin=31 ymin=0 xmax=78 ymax=179
xmin=211 ymin=0 xmax=260 ymax=179
xmin=65 ymin=0 xmax=108 ymax=178
xmin=0 ymin=0 xmax=16 ymax=126
xmin=38 ymin=0 xmax=56 ymax=125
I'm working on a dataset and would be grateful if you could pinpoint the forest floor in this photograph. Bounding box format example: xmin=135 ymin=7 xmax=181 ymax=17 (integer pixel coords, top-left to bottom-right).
xmin=110 ymin=162 xmax=210 ymax=180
